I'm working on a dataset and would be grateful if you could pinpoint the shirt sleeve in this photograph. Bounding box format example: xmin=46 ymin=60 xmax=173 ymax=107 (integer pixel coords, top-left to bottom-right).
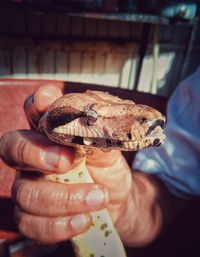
xmin=132 ymin=67 xmax=200 ymax=198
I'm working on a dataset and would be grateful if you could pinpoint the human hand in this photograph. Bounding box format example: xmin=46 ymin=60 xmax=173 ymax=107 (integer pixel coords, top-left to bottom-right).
xmin=0 ymin=84 xmax=133 ymax=244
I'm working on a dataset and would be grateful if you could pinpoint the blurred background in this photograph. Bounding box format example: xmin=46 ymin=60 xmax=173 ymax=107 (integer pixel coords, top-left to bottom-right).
xmin=0 ymin=0 xmax=200 ymax=97
xmin=0 ymin=1 xmax=200 ymax=257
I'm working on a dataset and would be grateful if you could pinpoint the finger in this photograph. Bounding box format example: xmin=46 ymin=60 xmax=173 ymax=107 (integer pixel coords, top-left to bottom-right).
xmin=24 ymin=94 xmax=40 ymax=129
xmin=87 ymin=149 xmax=132 ymax=203
xmin=24 ymin=84 xmax=62 ymax=128
xmin=0 ymin=130 xmax=75 ymax=173
xmin=87 ymin=151 xmax=132 ymax=225
xmin=34 ymin=84 xmax=62 ymax=113
xmin=15 ymin=207 xmax=92 ymax=244
xmin=13 ymin=179 xmax=109 ymax=216
xmin=86 ymin=149 xmax=123 ymax=167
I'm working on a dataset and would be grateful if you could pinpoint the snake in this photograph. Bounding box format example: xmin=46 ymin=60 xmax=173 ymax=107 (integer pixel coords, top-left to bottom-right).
xmin=38 ymin=90 xmax=166 ymax=257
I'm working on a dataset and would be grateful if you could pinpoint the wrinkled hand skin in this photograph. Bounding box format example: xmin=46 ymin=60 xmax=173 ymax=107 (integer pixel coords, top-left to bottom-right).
xmin=0 ymin=84 xmax=176 ymax=246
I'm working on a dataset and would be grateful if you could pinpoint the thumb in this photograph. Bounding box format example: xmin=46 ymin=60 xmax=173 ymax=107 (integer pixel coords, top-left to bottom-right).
xmin=34 ymin=84 xmax=63 ymax=113
xmin=24 ymin=84 xmax=62 ymax=129
xmin=86 ymin=149 xmax=132 ymax=203
xmin=86 ymin=149 xmax=122 ymax=168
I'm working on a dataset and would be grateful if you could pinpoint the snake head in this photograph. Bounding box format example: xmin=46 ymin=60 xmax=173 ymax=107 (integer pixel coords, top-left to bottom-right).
xmin=39 ymin=91 xmax=166 ymax=151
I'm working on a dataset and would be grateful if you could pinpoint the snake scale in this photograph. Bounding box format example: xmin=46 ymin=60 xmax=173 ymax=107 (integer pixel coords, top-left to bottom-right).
xmin=38 ymin=90 xmax=166 ymax=257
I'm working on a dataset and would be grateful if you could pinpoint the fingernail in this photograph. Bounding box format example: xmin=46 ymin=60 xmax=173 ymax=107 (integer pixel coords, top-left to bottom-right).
xmin=40 ymin=146 xmax=60 ymax=170
xmin=70 ymin=214 xmax=88 ymax=230
xmin=58 ymin=147 xmax=75 ymax=173
xmin=34 ymin=84 xmax=62 ymax=112
xmin=41 ymin=146 xmax=74 ymax=172
xmin=86 ymin=188 xmax=106 ymax=207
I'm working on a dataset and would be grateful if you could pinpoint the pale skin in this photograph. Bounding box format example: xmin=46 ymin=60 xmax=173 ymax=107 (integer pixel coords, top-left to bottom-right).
xmin=0 ymin=85 xmax=186 ymax=246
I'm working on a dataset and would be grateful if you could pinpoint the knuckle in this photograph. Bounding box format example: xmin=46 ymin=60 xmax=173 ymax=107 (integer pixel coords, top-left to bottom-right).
xmin=46 ymin=219 xmax=66 ymax=242
xmin=13 ymin=180 xmax=73 ymax=217
xmin=0 ymin=132 xmax=15 ymax=163
xmin=12 ymin=180 xmax=36 ymax=211
xmin=15 ymin=210 xmax=56 ymax=243
xmin=12 ymin=180 xmax=25 ymax=205
xmin=15 ymin=137 xmax=28 ymax=166
xmin=15 ymin=209 xmax=30 ymax=237
xmin=34 ymin=218 xmax=69 ymax=243
xmin=0 ymin=130 xmax=38 ymax=169
xmin=4 ymin=131 xmax=29 ymax=168
xmin=15 ymin=206 xmax=89 ymax=243
xmin=62 ymin=187 xmax=71 ymax=212
xmin=64 ymin=187 xmax=84 ymax=214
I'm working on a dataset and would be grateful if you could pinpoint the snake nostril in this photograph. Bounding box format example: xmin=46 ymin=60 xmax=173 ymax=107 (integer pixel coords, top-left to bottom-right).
xmin=127 ymin=132 xmax=132 ymax=140
xmin=153 ymin=138 xmax=161 ymax=147
xmin=157 ymin=119 xmax=165 ymax=129
xmin=137 ymin=116 xmax=147 ymax=124
xmin=146 ymin=118 xmax=165 ymax=136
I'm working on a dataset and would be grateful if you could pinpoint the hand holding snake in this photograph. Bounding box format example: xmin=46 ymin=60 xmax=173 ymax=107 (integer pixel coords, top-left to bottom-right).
xmin=0 ymin=84 xmax=166 ymax=256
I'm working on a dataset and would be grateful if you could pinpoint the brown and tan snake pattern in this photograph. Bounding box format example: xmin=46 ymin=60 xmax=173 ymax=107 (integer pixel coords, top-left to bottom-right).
xmin=39 ymin=90 xmax=166 ymax=151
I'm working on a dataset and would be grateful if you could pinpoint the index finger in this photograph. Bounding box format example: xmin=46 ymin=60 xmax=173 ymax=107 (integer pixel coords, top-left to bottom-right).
xmin=0 ymin=130 xmax=75 ymax=174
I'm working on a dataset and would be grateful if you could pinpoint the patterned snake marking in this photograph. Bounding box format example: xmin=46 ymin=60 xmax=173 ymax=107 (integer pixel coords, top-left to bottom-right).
xmin=38 ymin=90 xmax=166 ymax=257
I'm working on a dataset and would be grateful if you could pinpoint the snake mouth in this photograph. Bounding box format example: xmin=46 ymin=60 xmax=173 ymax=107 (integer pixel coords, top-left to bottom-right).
xmin=47 ymin=130 xmax=166 ymax=151
xmin=85 ymin=133 xmax=165 ymax=150
xmin=46 ymin=115 xmax=166 ymax=151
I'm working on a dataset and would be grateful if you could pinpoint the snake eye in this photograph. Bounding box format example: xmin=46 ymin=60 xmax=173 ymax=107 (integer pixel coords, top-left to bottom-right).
xmin=137 ymin=116 xmax=147 ymax=124
xmin=86 ymin=108 xmax=98 ymax=126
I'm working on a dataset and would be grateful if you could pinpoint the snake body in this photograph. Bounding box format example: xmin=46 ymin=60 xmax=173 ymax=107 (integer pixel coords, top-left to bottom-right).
xmin=39 ymin=90 xmax=166 ymax=257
